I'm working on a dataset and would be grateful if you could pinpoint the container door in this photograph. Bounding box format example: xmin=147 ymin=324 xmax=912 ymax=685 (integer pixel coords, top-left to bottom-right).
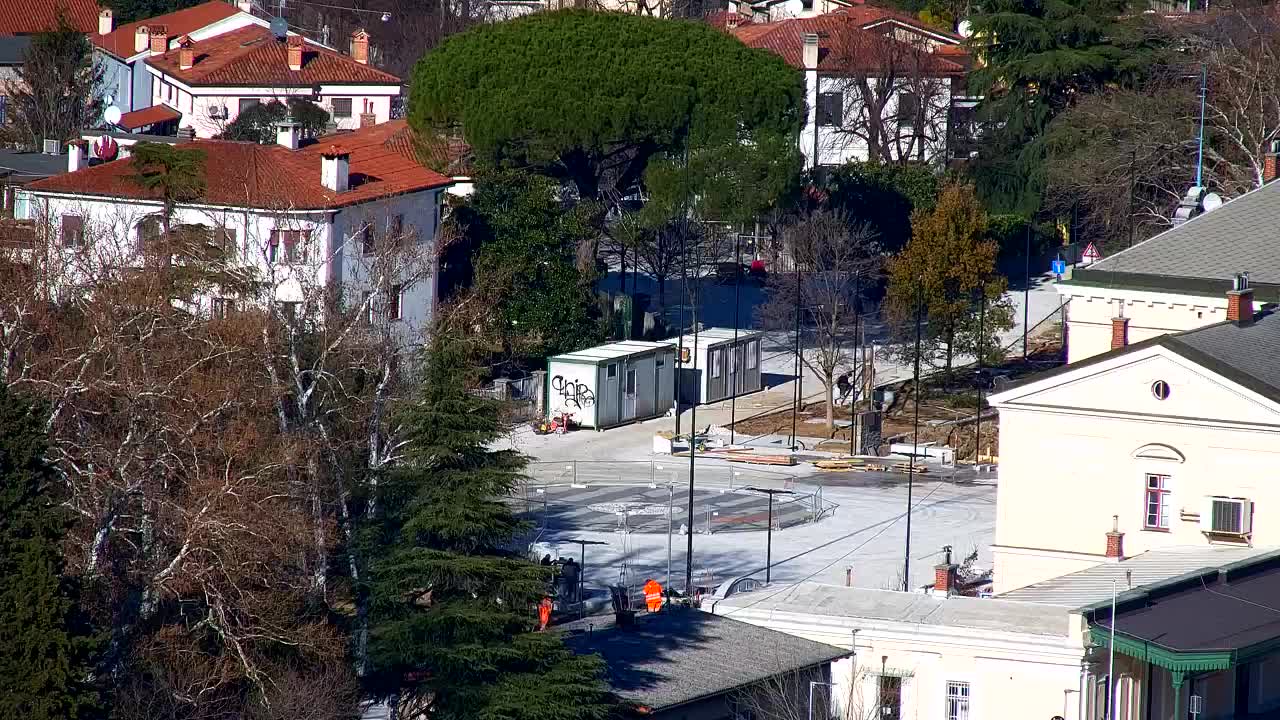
xmin=624 ymin=368 xmax=637 ymax=420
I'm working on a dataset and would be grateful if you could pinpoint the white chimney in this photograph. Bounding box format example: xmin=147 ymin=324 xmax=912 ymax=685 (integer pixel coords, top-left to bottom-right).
xmin=99 ymin=8 xmax=113 ymax=36
xmin=321 ymin=148 xmax=349 ymax=192
xmin=275 ymin=117 xmax=300 ymax=150
xmin=135 ymin=26 xmax=150 ymax=54
xmin=237 ymin=0 xmax=253 ymax=11
xmin=802 ymin=32 xmax=819 ymax=69
xmin=68 ymin=142 xmax=84 ymax=173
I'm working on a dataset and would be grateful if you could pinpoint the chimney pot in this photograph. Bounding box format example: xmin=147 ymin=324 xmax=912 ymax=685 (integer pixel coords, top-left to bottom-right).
xmin=135 ymin=26 xmax=150 ymax=54
xmin=287 ymin=34 xmax=304 ymax=71
xmin=351 ymin=28 xmax=370 ymax=65
xmin=1267 ymin=141 xmax=1280 ymax=184
xmin=1110 ymin=315 xmax=1129 ymax=350
xmin=237 ymin=0 xmax=253 ymax=11
xmin=1228 ymin=272 xmax=1254 ymax=324
xmin=1106 ymin=515 xmax=1125 ymax=560
xmin=178 ymin=36 xmax=194 ymax=70
xmin=98 ymin=8 xmax=113 ymax=36
xmin=845 ymin=566 xmax=853 ymax=587
xmin=276 ymin=117 xmax=300 ymax=150
xmin=149 ymin=26 xmax=168 ymax=56
xmin=67 ymin=141 xmax=85 ymax=173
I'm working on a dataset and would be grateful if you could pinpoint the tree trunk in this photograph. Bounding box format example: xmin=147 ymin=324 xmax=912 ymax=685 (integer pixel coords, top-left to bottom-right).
xmin=825 ymin=379 xmax=835 ymax=434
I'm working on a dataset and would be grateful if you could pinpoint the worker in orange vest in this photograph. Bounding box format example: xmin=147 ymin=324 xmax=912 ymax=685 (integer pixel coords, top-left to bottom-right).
xmin=538 ymin=597 xmax=553 ymax=630
xmin=643 ymin=579 xmax=664 ymax=612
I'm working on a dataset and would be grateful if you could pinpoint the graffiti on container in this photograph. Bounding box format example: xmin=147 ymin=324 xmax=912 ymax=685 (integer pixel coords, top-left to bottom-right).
xmin=552 ymin=375 xmax=595 ymax=409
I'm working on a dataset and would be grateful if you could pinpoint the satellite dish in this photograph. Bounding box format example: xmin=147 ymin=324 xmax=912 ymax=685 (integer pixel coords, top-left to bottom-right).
xmin=104 ymin=105 xmax=123 ymax=125
xmin=1202 ymin=192 xmax=1223 ymax=212
xmin=957 ymin=19 xmax=973 ymax=37
xmin=270 ymin=16 xmax=287 ymax=39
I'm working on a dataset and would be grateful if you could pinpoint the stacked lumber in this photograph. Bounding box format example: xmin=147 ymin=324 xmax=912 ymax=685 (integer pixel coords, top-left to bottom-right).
xmin=814 ymin=458 xmax=886 ymax=472
xmin=889 ymin=462 xmax=929 ymax=474
xmin=673 ymin=447 xmax=796 ymax=466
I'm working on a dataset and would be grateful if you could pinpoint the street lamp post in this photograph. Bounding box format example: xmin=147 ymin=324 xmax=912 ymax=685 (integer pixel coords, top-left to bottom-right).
xmin=744 ymin=487 xmax=794 ymax=584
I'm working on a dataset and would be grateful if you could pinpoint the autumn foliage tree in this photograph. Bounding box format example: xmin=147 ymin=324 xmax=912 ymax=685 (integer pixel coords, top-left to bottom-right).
xmin=886 ymin=183 xmax=1013 ymax=374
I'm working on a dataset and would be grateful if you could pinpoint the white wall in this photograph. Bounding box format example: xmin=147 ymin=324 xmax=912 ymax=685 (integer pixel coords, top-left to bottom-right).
xmin=148 ymin=69 xmax=397 ymax=137
xmin=1058 ymin=284 xmax=1262 ymax=364
xmin=990 ymin=345 xmax=1280 ymax=593
xmin=802 ymin=71 xmax=953 ymax=169
xmin=545 ymin=360 xmax=600 ymax=427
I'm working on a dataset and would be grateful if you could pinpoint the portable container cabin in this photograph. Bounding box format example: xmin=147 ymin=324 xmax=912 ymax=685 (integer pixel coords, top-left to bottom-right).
xmin=671 ymin=328 xmax=764 ymax=406
xmin=545 ymin=340 xmax=676 ymax=429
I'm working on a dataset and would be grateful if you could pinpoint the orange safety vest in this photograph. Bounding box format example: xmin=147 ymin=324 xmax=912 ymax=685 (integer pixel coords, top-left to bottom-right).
xmin=538 ymin=597 xmax=552 ymax=630
xmin=643 ymin=580 xmax=663 ymax=612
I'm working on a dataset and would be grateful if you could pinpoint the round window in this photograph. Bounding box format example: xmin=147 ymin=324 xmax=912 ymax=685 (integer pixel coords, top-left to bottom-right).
xmin=1151 ymin=380 xmax=1171 ymax=400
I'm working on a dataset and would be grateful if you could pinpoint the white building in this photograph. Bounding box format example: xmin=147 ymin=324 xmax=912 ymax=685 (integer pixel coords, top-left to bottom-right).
xmin=988 ymin=284 xmax=1280 ymax=593
xmin=1054 ymin=169 xmax=1280 ymax=364
xmin=709 ymin=580 xmax=1088 ymax=720
xmin=93 ymin=0 xmax=267 ymax=122
xmin=139 ymin=24 xmax=399 ymax=138
xmin=14 ymin=119 xmax=451 ymax=337
xmin=729 ymin=6 xmax=969 ymax=170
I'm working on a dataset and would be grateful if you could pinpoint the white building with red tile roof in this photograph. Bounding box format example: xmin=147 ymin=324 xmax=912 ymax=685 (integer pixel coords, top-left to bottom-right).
xmin=13 ymin=119 xmax=451 ymax=336
xmin=728 ymin=5 xmax=970 ymax=169
xmin=143 ymin=25 xmax=400 ymax=138
xmin=93 ymin=1 xmax=266 ymax=118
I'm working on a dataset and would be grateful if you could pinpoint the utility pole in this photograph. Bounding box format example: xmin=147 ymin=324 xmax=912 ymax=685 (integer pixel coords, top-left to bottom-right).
xmin=849 ymin=274 xmax=860 ymax=456
xmin=745 ymin=487 xmax=793 ymax=584
xmin=903 ymin=283 xmax=923 ymax=592
xmin=666 ymin=482 xmax=674 ymax=590
xmin=730 ymin=230 xmax=742 ymax=445
xmin=791 ymin=259 xmax=803 ymax=450
xmin=685 ymin=238 xmax=702 ymax=597
xmin=975 ymin=290 xmax=985 ymax=464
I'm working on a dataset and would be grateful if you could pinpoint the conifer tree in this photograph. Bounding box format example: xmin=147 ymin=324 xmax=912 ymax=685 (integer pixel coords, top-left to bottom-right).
xmin=0 ymin=386 xmax=97 ymax=718
xmin=364 ymin=326 xmax=615 ymax=720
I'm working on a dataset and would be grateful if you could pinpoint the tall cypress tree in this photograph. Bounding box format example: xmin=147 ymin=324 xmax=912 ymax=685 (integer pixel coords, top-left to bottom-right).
xmin=0 ymin=386 xmax=97 ymax=718
xmin=363 ymin=328 xmax=616 ymax=720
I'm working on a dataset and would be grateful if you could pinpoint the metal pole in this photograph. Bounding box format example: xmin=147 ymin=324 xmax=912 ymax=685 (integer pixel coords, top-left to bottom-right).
xmin=904 ymin=283 xmax=922 ymax=592
xmin=808 ymin=681 xmax=816 ymax=720
xmin=730 ymin=231 xmax=742 ymax=445
xmin=849 ymin=274 xmax=860 ymax=456
xmin=685 ymin=238 xmax=701 ymax=597
xmin=766 ymin=493 xmax=774 ymax=584
xmin=791 ymin=260 xmax=802 ymax=449
xmin=666 ymin=483 xmax=673 ymax=590
xmin=1023 ymin=223 xmax=1031 ymax=362
xmin=975 ymin=291 xmax=984 ymax=464
xmin=579 ymin=541 xmax=586 ymax=617
xmin=1195 ymin=63 xmax=1207 ymax=189
xmin=675 ymin=239 xmax=687 ymax=435
xmin=1108 ymin=580 xmax=1117 ymax=720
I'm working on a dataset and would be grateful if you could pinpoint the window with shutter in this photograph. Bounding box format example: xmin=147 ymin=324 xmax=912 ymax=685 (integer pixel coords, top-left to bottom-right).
xmin=817 ymin=92 xmax=843 ymax=126
xmin=332 ymin=98 xmax=352 ymax=118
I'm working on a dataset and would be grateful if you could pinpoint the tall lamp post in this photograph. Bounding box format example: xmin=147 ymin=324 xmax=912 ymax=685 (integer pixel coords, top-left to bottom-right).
xmin=744 ymin=487 xmax=793 ymax=584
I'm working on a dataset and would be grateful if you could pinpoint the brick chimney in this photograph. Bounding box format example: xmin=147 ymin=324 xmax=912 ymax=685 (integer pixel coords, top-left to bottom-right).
xmin=148 ymin=26 xmax=168 ymax=56
xmin=134 ymin=26 xmax=150 ymax=54
xmin=1227 ymin=272 xmax=1254 ymax=325
xmin=149 ymin=26 xmax=168 ymax=56
xmin=1105 ymin=515 xmax=1125 ymax=560
xmin=1110 ymin=311 xmax=1128 ymax=351
xmin=98 ymin=8 xmax=113 ymax=36
xmin=177 ymin=35 xmax=194 ymax=70
xmin=287 ymin=35 xmax=304 ymax=71
xmin=934 ymin=562 xmax=957 ymax=595
xmin=351 ymin=29 xmax=370 ymax=65
xmin=1266 ymin=140 xmax=1280 ymax=184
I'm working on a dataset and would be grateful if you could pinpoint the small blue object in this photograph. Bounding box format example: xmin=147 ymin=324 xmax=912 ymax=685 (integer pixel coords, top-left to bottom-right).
xmin=1051 ymin=259 xmax=1066 ymax=276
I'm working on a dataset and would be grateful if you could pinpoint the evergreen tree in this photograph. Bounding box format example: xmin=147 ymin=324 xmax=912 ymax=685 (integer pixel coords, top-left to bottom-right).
xmin=221 ymin=98 xmax=331 ymax=144
xmin=0 ymin=386 xmax=97 ymax=718
xmin=363 ymin=327 xmax=615 ymax=720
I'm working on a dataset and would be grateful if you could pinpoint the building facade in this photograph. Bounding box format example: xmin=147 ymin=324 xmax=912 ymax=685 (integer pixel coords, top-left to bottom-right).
xmin=988 ymin=288 xmax=1280 ymax=593
xmin=13 ymin=120 xmax=449 ymax=338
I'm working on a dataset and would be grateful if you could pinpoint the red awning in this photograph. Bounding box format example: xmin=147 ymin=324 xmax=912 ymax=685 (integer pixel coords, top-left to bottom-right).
xmin=116 ymin=105 xmax=182 ymax=131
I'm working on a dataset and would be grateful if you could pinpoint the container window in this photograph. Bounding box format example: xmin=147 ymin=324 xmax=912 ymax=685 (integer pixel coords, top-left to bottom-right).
xmin=746 ymin=340 xmax=758 ymax=369
xmin=607 ymin=363 xmax=617 ymax=379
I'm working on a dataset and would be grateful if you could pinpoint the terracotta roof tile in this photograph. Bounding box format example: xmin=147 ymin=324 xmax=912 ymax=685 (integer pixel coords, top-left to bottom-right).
xmin=731 ymin=11 xmax=966 ymax=75
xmin=92 ymin=1 xmax=240 ymax=59
xmin=146 ymin=24 xmax=400 ymax=86
xmin=0 ymin=0 xmax=99 ymax=34
xmin=117 ymin=104 xmax=181 ymax=130
xmin=25 ymin=120 xmax=449 ymax=209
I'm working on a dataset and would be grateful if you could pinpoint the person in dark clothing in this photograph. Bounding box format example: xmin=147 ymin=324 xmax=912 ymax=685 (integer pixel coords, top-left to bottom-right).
xmin=836 ymin=372 xmax=852 ymax=403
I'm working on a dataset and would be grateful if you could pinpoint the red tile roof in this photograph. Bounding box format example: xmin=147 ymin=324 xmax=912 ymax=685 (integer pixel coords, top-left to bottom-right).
xmin=92 ymin=1 xmax=240 ymax=59
xmin=146 ymin=24 xmax=400 ymax=87
xmin=731 ymin=10 xmax=967 ymax=76
xmin=116 ymin=104 xmax=182 ymax=129
xmin=0 ymin=0 xmax=99 ymax=35
xmin=25 ymin=120 xmax=450 ymax=210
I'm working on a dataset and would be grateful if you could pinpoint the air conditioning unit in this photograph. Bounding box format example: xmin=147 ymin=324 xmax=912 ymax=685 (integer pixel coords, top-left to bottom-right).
xmin=206 ymin=105 xmax=228 ymax=119
xmin=42 ymin=138 xmax=59 ymax=155
xmin=1201 ymin=496 xmax=1253 ymax=536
